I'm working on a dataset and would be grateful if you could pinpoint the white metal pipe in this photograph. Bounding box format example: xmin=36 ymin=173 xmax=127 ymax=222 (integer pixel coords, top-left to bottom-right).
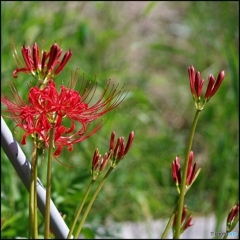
xmin=1 ymin=116 xmax=73 ymax=239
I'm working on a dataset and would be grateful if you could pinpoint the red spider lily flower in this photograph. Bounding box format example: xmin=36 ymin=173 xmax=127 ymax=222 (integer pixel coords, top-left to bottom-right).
xmin=188 ymin=66 xmax=225 ymax=110
xmin=172 ymin=151 xmax=201 ymax=193
xmin=11 ymin=39 xmax=72 ymax=83
xmin=226 ymin=201 xmax=239 ymax=232
xmin=1 ymin=76 xmax=127 ymax=157
xmin=109 ymin=131 xmax=134 ymax=167
xmin=173 ymin=205 xmax=193 ymax=234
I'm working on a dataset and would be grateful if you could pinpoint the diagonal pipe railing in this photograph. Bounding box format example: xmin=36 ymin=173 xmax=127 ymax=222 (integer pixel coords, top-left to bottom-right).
xmin=1 ymin=116 xmax=73 ymax=239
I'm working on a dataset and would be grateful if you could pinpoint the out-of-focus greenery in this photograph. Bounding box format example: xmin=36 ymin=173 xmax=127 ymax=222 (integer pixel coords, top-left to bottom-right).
xmin=1 ymin=1 xmax=239 ymax=238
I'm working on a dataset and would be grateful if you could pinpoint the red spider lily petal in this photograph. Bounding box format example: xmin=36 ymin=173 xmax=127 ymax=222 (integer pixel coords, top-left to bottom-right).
xmin=21 ymin=46 xmax=33 ymax=72
xmin=188 ymin=162 xmax=197 ymax=186
xmin=55 ymin=115 xmax=63 ymax=127
xmin=67 ymin=145 xmax=73 ymax=151
xmin=113 ymin=137 xmax=122 ymax=159
xmin=53 ymin=146 xmax=63 ymax=157
xmin=194 ymin=71 xmax=204 ymax=98
xmin=65 ymin=122 xmax=75 ymax=134
xmin=186 ymin=166 xmax=192 ymax=185
xmin=33 ymin=42 xmax=40 ymax=71
xmin=41 ymin=50 xmax=49 ymax=74
xmin=54 ymin=126 xmax=67 ymax=140
xmin=172 ymin=162 xmax=178 ymax=184
xmin=188 ymin=66 xmax=195 ymax=95
xmin=173 ymin=205 xmax=186 ymax=227
xmin=227 ymin=202 xmax=239 ymax=224
xmin=117 ymin=137 xmax=125 ymax=160
xmin=54 ymin=50 xmax=73 ymax=76
xmin=186 ymin=151 xmax=194 ymax=185
xmin=13 ymin=68 xmax=31 ymax=78
xmin=204 ymin=74 xmax=215 ymax=99
xmin=92 ymin=149 xmax=101 ymax=169
xmin=198 ymin=78 xmax=204 ymax=98
xmin=21 ymin=133 xmax=28 ymax=145
xmin=183 ymin=215 xmax=193 ymax=231
xmin=210 ymin=70 xmax=225 ymax=96
xmin=172 ymin=156 xmax=181 ymax=185
xmin=194 ymin=71 xmax=200 ymax=97
xmin=205 ymin=70 xmax=225 ymax=99
xmin=173 ymin=205 xmax=192 ymax=230
xmin=186 ymin=151 xmax=199 ymax=186
xmin=124 ymin=131 xmax=135 ymax=155
xmin=188 ymin=66 xmax=205 ymax=98
xmin=99 ymin=153 xmax=109 ymax=171
xmin=47 ymin=43 xmax=63 ymax=74
xmin=109 ymin=131 xmax=116 ymax=151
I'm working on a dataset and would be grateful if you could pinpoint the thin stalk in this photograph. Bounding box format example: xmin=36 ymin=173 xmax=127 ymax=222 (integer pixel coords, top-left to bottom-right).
xmin=223 ymin=234 xmax=228 ymax=239
xmin=44 ymin=128 xmax=54 ymax=239
xmin=161 ymin=187 xmax=192 ymax=238
xmin=29 ymin=141 xmax=39 ymax=239
xmin=174 ymin=109 xmax=201 ymax=238
xmin=74 ymin=167 xmax=114 ymax=238
xmin=1 ymin=117 xmax=70 ymax=238
xmin=67 ymin=179 xmax=96 ymax=239
xmin=34 ymin=147 xmax=39 ymax=237
xmin=161 ymin=201 xmax=178 ymax=239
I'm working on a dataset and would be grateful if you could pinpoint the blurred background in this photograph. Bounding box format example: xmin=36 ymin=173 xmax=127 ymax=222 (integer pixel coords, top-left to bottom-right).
xmin=1 ymin=1 xmax=239 ymax=239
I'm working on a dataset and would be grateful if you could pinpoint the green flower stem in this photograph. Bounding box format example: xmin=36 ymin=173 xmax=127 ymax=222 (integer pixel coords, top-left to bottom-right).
xmin=29 ymin=142 xmax=39 ymax=239
xmin=161 ymin=202 xmax=178 ymax=239
xmin=74 ymin=166 xmax=114 ymax=239
xmin=223 ymin=234 xmax=228 ymax=239
xmin=161 ymin=186 xmax=193 ymax=238
xmin=174 ymin=109 xmax=201 ymax=239
xmin=67 ymin=179 xmax=96 ymax=239
xmin=44 ymin=129 xmax=54 ymax=239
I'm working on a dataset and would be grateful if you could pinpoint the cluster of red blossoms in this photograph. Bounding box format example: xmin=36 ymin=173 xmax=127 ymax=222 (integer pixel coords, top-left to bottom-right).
xmin=91 ymin=131 xmax=135 ymax=180
xmin=188 ymin=65 xmax=225 ymax=110
xmin=173 ymin=205 xmax=193 ymax=234
xmin=12 ymin=40 xmax=72 ymax=82
xmin=1 ymin=41 xmax=127 ymax=156
xmin=172 ymin=151 xmax=201 ymax=194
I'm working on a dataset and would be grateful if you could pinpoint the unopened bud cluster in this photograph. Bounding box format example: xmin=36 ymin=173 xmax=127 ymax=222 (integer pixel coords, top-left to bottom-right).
xmin=173 ymin=205 xmax=193 ymax=234
xmin=188 ymin=66 xmax=225 ymax=110
xmin=91 ymin=131 xmax=135 ymax=179
xmin=172 ymin=151 xmax=201 ymax=194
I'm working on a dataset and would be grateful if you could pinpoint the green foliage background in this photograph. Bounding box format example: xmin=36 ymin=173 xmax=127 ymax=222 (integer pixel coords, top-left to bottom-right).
xmin=1 ymin=1 xmax=239 ymax=238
